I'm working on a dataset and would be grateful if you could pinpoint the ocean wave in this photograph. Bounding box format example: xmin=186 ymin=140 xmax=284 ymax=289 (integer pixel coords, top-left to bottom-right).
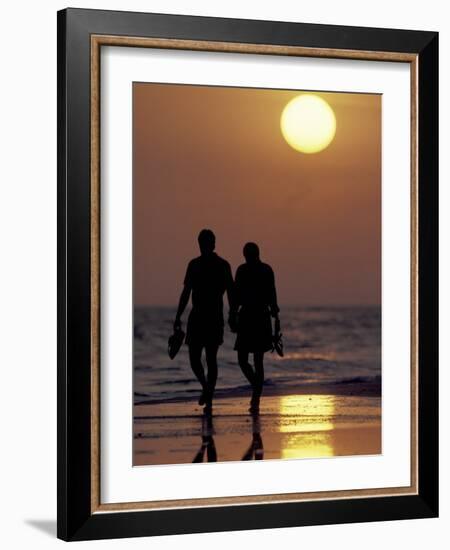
xmin=134 ymin=375 xmax=381 ymax=405
xmin=134 ymin=305 xmax=381 ymax=403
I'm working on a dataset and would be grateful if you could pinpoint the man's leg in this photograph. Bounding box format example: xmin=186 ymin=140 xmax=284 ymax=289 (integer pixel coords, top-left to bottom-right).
xmin=188 ymin=344 xmax=207 ymax=394
xmin=205 ymin=344 xmax=219 ymax=405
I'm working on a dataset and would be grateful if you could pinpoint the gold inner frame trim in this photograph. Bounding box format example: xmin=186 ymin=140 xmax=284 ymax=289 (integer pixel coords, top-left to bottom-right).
xmin=90 ymin=34 xmax=419 ymax=514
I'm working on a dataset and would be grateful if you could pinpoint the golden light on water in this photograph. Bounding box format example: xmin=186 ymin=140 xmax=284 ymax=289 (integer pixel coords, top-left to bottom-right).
xmin=281 ymin=433 xmax=334 ymax=459
xmin=280 ymin=94 xmax=336 ymax=154
xmin=278 ymin=395 xmax=337 ymax=459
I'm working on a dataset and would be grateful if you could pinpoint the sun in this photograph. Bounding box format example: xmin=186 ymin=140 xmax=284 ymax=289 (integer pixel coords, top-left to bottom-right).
xmin=280 ymin=94 xmax=336 ymax=154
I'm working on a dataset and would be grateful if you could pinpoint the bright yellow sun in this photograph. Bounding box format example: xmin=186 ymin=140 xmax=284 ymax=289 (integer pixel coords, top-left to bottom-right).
xmin=280 ymin=94 xmax=336 ymax=154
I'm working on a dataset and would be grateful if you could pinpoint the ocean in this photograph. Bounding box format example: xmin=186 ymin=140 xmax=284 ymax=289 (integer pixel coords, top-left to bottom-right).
xmin=133 ymin=305 xmax=381 ymax=405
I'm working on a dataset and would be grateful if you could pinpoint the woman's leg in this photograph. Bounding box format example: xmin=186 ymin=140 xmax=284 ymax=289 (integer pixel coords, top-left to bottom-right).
xmin=253 ymin=352 xmax=265 ymax=396
xmin=238 ymin=350 xmax=255 ymax=386
xmin=249 ymin=352 xmax=264 ymax=412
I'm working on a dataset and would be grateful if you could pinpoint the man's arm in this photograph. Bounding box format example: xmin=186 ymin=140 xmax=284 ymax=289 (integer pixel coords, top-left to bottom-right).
xmin=174 ymin=285 xmax=191 ymax=329
xmin=174 ymin=262 xmax=193 ymax=329
xmin=225 ymin=262 xmax=236 ymax=313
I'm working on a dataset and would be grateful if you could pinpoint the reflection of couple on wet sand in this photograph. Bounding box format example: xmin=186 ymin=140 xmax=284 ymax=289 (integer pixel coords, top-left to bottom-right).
xmin=192 ymin=413 xmax=263 ymax=463
xmin=173 ymin=229 xmax=280 ymax=415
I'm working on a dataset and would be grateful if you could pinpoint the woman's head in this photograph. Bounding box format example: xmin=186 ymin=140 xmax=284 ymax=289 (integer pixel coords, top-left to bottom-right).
xmin=243 ymin=242 xmax=260 ymax=263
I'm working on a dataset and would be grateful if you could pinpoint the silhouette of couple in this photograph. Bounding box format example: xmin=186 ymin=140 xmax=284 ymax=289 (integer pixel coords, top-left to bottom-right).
xmin=174 ymin=229 xmax=280 ymax=414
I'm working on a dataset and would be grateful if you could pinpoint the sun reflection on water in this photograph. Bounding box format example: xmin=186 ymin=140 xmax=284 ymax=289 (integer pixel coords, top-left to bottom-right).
xmin=278 ymin=395 xmax=337 ymax=459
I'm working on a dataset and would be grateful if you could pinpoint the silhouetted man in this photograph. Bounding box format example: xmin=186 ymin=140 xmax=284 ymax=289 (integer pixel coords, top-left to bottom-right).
xmin=174 ymin=229 xmax=234 ymax=413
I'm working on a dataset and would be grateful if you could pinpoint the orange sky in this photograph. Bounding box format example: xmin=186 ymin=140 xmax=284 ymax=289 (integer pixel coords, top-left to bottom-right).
xmin=133 ymin=83 xmax=381 ymax=306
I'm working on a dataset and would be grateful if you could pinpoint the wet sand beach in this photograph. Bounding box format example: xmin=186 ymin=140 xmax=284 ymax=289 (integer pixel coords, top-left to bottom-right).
xmin=134 ymin=382 xmax=381 ymax=466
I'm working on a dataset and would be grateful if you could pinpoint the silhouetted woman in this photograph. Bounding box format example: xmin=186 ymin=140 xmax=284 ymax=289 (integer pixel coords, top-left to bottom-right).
xmin=231 ymin=243 xmax=279 ymax=413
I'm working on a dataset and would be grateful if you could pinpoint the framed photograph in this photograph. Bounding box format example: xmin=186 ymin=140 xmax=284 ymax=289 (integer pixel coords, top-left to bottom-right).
xmin=57 ymin=8 xmax=438 ymax=541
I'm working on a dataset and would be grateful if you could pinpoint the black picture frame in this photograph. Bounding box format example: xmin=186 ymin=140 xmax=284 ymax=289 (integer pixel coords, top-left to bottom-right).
xmin=57 ymin=7 xmax=438 ymax=541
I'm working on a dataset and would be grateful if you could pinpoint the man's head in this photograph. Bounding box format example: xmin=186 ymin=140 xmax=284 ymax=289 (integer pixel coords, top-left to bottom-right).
xmin=198 ymin=229 xmax=216 ymax=255
xmin=243 ymin=242 xmax=260 ymax=263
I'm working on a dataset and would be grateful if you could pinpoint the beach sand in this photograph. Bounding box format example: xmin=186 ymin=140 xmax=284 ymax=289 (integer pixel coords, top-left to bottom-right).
xmin=134 ymin=382 xmax=381 ymax=466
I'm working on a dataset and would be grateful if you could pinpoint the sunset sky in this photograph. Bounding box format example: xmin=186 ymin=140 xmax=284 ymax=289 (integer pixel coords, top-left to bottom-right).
xmin=133 ymin=83 xmax=381 ymax=307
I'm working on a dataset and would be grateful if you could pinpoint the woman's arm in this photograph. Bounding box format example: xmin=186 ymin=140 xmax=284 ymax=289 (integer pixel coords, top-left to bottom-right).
xmin=228 ymin=265 xmax=241 ymax=333
xmin=268 ymin=267 xmax=280 ymax=318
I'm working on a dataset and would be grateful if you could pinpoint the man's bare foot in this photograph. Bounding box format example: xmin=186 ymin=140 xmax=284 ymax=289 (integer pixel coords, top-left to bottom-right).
xmin=249 ymin=393 xmax=260 ymax=414
xmin=198 ymin=391 xmax=206 ymax=406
